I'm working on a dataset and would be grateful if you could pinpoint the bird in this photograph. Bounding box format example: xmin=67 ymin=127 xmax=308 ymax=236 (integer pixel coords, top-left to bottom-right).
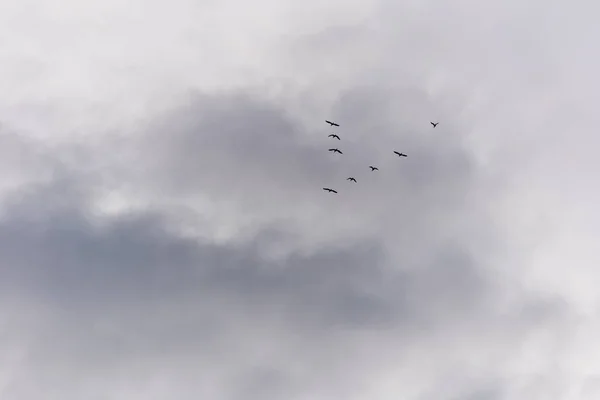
xmin=328 ymin=148 xmax=343 ymax=154
xmin=347 ymin=177 xmax=357 ymax=183
xmin=325 ymin=120 xmax=340 ymax=127
xmin=323 ymin=188 xmax=337 ymax=193
xmin=369 ymin=166 xmax=378 ymax=171
xmin=393 ymin=151 xmax=407 ymax=157
xmin=328 ymin=134 xmax=340 ymax=140
xmin=430 ymin=122 xmax=438 ymax=127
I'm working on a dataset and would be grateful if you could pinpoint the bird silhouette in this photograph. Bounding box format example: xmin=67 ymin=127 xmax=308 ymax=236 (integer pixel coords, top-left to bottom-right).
xmin=430 ymin=122 xmax=438 ymax=127
xmin=323 ymin=188 xmax=338 ymax=193
xmin=393 ymin=151 xmax=407 ymax=157
xmin=347 ymin=177 xmax=357 ymax=183
xmin=328 ymin=134 xmax=341 ymax=140
xmin=369 ymin=166 xmax=378 ymax=171
xmin=328 ymin=148 xmax=343 ymax=154
xmin=325 ymin=120 xmax=340 ymax=127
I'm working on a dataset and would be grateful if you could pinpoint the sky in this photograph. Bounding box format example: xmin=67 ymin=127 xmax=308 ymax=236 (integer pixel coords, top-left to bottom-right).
xmin=0 ymin=0 xmax=599 ymax=399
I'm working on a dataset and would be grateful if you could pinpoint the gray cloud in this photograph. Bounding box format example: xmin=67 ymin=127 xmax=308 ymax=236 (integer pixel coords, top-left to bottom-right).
xmin=0 ymin=0 xmax=596 ymax=398
xmin=0 ymin=88 xmax=574 ymax=399
xmin=0 ymin=165 xmax=489 ymax=333
xmin=110 ymin=86 xmax=488 ymax=258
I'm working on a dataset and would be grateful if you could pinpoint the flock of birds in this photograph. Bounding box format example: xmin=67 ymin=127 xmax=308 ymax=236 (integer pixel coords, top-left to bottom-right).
xmin=322 ymin=119 xmax=439 ymax=194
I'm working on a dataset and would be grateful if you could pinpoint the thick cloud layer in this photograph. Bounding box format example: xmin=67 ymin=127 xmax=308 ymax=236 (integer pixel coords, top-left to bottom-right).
xmin=0 ymin=155 xmax=574 ymax=399
xmin=1 ymin=0 xmax=600 ymax=399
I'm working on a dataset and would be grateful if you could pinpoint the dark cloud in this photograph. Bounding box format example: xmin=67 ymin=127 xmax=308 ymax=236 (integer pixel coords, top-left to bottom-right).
xmin=0 ymin=86 xmax=494 ymax=333
xmin=0 ymin=173 xmax=487 ymax=333
xmin=100 ymin=85 xmax=487 ymax=264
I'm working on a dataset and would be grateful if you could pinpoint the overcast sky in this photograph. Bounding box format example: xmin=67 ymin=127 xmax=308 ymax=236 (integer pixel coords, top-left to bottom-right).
xmin=1 ymin=0 xmax=599 ymax=399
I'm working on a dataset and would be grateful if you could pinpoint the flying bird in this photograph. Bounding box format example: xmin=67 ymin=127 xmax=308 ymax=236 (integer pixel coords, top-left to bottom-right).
xmin=328 ymin=134 xmax=340 ymax=140
xmin=325 ymin=120 xmax=340 ymax=127
xmin=393 ymin=151 xmax=407 ymax=157
xmin=369 ymin=166 xmax=378 ymax=171
xmin=328 ymin=148 xmax=343 ymax=154
xmin=323 ymin=188 xmax=338 ymax=193
xmin=430 ymin=122 xmax=439 ymax=127
xmin=347 ymin=177 xmax=357 ymax=183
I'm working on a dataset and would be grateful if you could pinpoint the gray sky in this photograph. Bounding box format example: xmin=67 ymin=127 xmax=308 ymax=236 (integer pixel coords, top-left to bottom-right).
xmin=1 ymin=0 xmax=599 ymax=399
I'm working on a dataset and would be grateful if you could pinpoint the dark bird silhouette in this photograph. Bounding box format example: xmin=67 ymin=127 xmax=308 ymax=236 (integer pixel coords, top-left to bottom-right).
xmin=325 ymin=120 xmax=340 ymax=127
xmin=430 ymin=122 xmax=438 ymax=127
xmin=347 ymin=177 xmax=357 ymax=183
xmin=323 ymin=188 xmax=337 ymax=193
xmin=328 ymin=134 xmax=340 ymax=140
xmin=328 ymin=148 xmax=342 ymax=154
xmin=393 ymin=151 xmax=407 ymax=157
xmin=369 ymin=166 xmax=378 ymax=171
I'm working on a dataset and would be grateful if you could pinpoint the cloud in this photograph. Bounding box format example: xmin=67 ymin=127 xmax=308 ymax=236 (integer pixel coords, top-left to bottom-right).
xmin=0 ymin=88 xmax=576 ymax=399
xmin=1 ymin=0 xmax=599 ymax=398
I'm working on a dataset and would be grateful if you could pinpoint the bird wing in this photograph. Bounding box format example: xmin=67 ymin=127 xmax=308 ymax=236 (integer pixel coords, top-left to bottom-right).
xmin=394 ymin=151 xmax=400 ymax=155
